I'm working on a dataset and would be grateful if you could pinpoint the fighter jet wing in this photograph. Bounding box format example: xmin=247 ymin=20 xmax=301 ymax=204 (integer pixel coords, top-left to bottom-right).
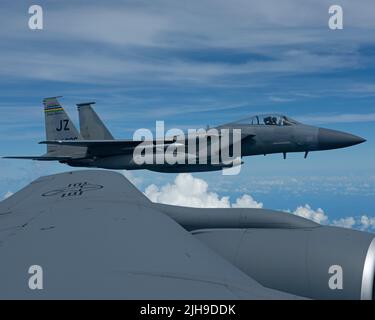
xmin=0 ymin=170 xmax=298 ymax=299
xmin=39 ymin=140 xmax=178 ymax=157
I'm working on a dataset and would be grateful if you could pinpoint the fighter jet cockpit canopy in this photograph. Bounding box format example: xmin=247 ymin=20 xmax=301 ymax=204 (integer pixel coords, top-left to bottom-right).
xmin=233 ymin=114 xmax=300 ymax=126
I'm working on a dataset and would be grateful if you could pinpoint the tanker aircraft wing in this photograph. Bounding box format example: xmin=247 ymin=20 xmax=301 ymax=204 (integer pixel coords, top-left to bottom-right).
xmin=0 ymin=170 xmax=298 ymax=299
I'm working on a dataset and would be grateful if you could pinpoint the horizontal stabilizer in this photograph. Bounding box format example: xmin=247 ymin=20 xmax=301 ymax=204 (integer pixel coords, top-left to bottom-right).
xmin=40 ymin=139 xmax=142 ymax=147
xmin=39 ymin=139 xmax=184 ymax=157
xmin=39 ymin=139 xmax=177 ymax=148
xmin=3 ymin=155 xmax=73 ymax=161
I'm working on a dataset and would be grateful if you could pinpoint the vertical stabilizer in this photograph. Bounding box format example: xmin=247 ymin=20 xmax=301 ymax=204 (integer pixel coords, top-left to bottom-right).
xmin=43 ymin=96 xmax=86 ymax=157
xmin=77 ymin=102 xmax=114 ymax=140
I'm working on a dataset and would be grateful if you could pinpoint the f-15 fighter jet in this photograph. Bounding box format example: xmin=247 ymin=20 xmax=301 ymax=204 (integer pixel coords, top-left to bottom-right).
xmin=4 ymin=97 xmax=366 ymax=173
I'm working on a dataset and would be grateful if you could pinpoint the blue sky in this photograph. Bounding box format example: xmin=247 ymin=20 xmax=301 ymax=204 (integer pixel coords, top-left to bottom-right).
xmin=0 ymin=0 xmax=374 ymax=229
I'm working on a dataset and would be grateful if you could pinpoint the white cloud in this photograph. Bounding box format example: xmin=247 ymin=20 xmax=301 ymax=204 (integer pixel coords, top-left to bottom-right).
xmin=332 ymin=215 xmax=375 ymax=231
xmin=145 ymin=173 xmax=231 ymax=208
xmin=232 ymin=194 xmax=263 ymax=209
xmin=142 ymin=173 xmax=374 ymax=232
xmin=289 ymin=204 xmax=328 ymax=224
xmin=144 ymin=173 xmax=263 ymax=208
xmin=268 ymin=96 xmax=295 ymax=103
xmin=332 ymin=217 xmax=356 ymax=229
xmin=3 ymin=191 xmax=13 ymax=199
xmin=359 ymin=215 xmax=375 ymax=230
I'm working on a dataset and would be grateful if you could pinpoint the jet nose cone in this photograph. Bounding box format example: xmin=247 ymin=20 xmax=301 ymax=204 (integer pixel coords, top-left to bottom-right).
xmin=318 ymin=128 xmax=366 ymax=150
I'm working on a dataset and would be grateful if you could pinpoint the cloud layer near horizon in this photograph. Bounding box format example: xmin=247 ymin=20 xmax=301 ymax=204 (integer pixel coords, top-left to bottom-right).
xmin=143 ymin=173 xmax=375 ymax=231
xmin=2 ymin=171 xmax=374 ymax=231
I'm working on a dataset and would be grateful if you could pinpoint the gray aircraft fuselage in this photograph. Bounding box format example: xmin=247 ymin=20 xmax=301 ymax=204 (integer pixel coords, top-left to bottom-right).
xmin=233 ymin=124 xmax=362 ymax=156
xmin=65 ymin=114 xmax=365 ymax=172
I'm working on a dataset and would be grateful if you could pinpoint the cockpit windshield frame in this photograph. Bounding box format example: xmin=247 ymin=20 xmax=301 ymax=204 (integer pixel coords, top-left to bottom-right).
xmin=232 ymin=114 xmax=300 ymax=126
